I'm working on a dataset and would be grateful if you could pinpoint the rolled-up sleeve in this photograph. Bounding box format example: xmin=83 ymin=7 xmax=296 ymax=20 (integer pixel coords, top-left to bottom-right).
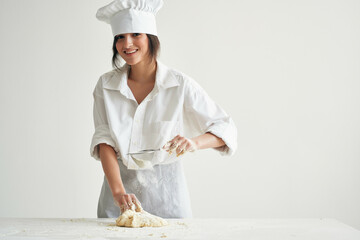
xmin=184 ymin=78 xmax=237 ymax=156
xmin=90 ymin=78 xmax=119 ymax=160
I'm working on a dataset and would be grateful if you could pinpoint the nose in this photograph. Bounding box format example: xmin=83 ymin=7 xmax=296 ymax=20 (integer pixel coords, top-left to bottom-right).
xmin=124 ymin=35 xmax=134 ymax=48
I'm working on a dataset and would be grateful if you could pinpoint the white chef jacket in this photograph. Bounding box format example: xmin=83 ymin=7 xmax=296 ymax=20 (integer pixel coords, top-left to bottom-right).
xmin=90 ymin=60 xmax=237 ymax=170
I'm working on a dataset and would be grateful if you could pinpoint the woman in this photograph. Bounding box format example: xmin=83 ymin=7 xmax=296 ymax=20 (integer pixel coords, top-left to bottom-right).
xmin=90 ymin=0 xmax=237 ymax=218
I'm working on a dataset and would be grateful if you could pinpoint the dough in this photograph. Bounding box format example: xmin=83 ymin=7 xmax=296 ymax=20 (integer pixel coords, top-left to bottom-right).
xmin=116 ymin=205 xmax=168 ymax=228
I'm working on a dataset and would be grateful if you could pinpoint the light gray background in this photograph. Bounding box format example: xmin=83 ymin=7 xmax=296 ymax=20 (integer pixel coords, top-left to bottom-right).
xmin=0 ymin=0 xmax=359 ymax=230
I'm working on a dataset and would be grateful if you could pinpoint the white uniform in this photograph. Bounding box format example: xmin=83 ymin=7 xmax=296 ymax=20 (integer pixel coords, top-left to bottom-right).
xmin=90 ymin=60 xmax=237 ymax=218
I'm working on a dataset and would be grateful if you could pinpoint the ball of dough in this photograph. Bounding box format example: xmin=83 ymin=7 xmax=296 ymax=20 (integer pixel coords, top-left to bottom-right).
xmin=116 ymin=208 xmax=168 ymax=228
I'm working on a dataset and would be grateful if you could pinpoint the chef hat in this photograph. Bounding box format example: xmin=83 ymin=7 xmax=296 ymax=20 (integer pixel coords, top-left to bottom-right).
xmin=96 ymin=0 xmax=163 ymax=37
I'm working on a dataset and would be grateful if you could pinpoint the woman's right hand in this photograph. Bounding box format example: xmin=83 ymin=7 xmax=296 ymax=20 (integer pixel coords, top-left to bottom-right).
xmin=113 ymin=193 xmax=143 ymax=213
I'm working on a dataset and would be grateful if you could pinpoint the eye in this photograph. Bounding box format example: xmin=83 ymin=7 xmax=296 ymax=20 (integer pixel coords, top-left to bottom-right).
xmin=133 ymin=33 xmax=141 ymax=37
xmin=115 ymin=35 xmax=124 ymax=41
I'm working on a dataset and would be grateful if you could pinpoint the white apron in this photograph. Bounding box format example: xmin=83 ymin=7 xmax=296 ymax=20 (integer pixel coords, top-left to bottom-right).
xmin=97 ymin=158 xmax=192 ymax=218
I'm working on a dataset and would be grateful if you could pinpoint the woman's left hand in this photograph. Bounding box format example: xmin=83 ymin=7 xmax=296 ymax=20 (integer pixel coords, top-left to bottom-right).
xmin=163 ymin=135 xmax=198 ymax=157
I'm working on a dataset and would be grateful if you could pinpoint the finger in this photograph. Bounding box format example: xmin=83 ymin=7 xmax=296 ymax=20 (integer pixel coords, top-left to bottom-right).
xmin=131 ymin=195 xmax=143 ymax=212
xmin=117 ymin=195 xmax=126 ymax=207
xmin=170 ymin=143 xmax=182 ymax=156
xmin=182 ymin=140 xmax=195 ymax=155
xmin=120 ymin=203 xmax=130 ymax=213
xmin=168 ymin=140 xmax=180 ymax=154
xmin=163 ymin=136 xmax=180 ymax=151
xmin=163 ymin=138 xmax=176 ymax=150
xmin=119 ymin=195 xmax=130 ymax=211
xmin=162 ymin=141 xmax=171 ymax=150
xmin=120 ymin=204 xmax=125 ymax=213
xmin=176 ymin=150 xmax=186 ymax=157
xmin=169 ymin=143 xmax=178 ymax=152
xmin=119 ymin=197 xmax=128 ymax=213
xmin=177 ymin=136 xmax=192 ymax=155
xmin=170 ymin=137 xmax=181 ymax=149
xmin=174 ymin=136 xmax=186 ymax=151
xmin=176 ymin=140 xmax=187 ymax=155
xmin=130 ymin=194 xmax=137 ymax=205
xmin=125 ymin=195 xmax=133 ymax=208
xmin=177 ymin=147 xmax=188 ymax=157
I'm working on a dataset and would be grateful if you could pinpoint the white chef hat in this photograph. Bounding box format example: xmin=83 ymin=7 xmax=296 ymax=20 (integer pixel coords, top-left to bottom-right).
xmin=96 ymin=0 xmax=163 ymax=37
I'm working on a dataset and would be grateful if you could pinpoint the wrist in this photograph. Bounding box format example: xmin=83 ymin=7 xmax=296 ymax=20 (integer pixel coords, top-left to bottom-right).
xmin=112 ymin=187 xmax=126 ymax=197
xmin=190 ymin=137 xmax=200 ymax=150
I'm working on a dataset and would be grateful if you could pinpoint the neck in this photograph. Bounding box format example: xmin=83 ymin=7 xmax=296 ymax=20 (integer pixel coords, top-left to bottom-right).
xmin=128 ymin=58 xmax=157 ymax=84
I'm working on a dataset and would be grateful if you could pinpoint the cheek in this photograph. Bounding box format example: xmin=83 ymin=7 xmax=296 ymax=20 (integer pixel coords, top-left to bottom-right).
xmin=137 ymin=36 xmax=148 ymax=49
xmin=140 ymin=41 xmax=149 ymax=53
xmin=115 ymin=43 xmax=122 ymax=54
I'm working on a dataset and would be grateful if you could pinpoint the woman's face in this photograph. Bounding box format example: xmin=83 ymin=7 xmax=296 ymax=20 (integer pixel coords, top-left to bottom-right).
xmin=115 ymin=33 xmax=150 ymax=66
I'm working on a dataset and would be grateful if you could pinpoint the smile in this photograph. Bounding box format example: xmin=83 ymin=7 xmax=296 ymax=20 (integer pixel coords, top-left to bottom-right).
xmin=124 ymin=49 xmax=138 ymax=55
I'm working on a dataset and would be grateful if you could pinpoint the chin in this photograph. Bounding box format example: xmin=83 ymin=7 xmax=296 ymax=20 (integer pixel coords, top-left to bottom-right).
xmin=126 ymin=60 xmax=144 ymax=66
xmin=124 ymin=60 xmax=136 ymax=66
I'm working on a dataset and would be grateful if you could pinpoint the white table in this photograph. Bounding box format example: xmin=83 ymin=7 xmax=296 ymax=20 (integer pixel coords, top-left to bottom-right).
xmin=1 ymin=218 xmax=359 ymax=240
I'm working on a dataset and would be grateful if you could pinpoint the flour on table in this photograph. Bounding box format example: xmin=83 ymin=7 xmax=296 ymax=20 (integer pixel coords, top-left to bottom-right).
xmin=116 ymin=205 xmax=168 ymax=228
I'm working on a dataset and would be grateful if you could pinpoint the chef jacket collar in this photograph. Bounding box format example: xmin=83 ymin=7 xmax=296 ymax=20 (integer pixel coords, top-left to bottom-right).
xmin=103 ymin=60 xmax=180 ymax=96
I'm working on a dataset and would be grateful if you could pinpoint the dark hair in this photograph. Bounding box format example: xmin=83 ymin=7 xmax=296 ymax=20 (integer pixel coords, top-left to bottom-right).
xmin=112 ymin=34 xmax=160 ymax=70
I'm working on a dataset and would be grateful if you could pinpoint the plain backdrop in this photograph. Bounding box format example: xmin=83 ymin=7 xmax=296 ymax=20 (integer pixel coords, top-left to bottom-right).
xmin=1 ymin=0 xmax=359 ymax=231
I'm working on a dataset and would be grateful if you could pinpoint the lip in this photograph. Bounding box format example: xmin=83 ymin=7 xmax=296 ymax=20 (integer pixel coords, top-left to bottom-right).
xmin=123 ymin=49 xmax=138 ymax=56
